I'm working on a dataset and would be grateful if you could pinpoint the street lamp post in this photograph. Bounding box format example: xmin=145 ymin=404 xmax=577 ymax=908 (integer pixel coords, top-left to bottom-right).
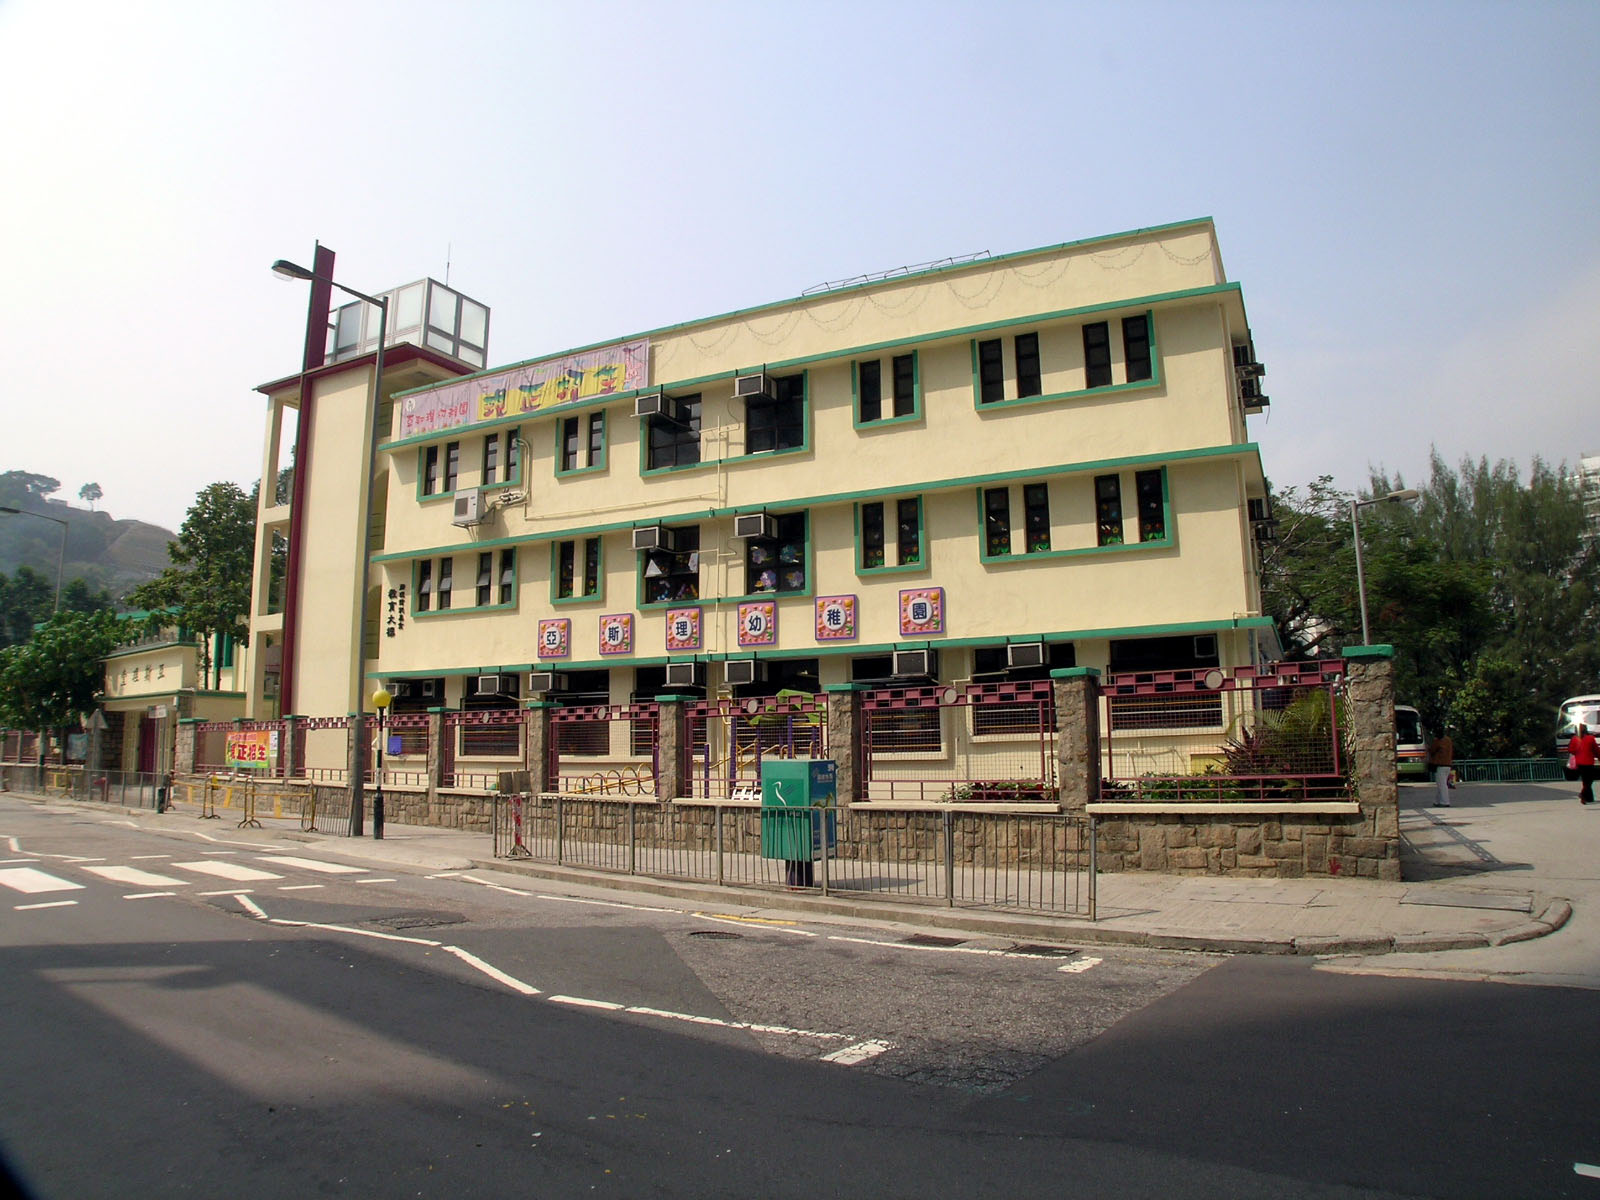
xmin=371 ymin=687 xmax=391 ymax=840
xmin=1351 ymin=488 xmax=1421 ymax=645
xmin=0 ymin=506 xmax=67 ymax=612
xmin=272 ymin=257 xmax=390 ymax=837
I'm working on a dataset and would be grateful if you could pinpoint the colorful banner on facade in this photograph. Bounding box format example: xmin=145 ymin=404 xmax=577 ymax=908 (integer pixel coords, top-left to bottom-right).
xmin=225 ymin=730 xmax=276 ymax=771
xmin=399 ymin=339 xmax=651 ymax=438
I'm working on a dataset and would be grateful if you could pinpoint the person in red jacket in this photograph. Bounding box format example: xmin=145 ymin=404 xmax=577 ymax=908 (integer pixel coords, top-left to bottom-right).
xmin=1570 ymin=723 xmax=1599 ymax=805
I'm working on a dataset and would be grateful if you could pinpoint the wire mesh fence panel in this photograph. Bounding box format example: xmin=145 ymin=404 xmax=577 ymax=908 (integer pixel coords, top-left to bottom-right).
xmin=686 ymin=695 xmax=828 ymax=798
xmin=861 ymin=681 xmax=1056 ymax=804
xmin=444 ymin=707 xmax=523 ymax=789
xmin=1101 ymin=661 xmax=1350 ymax=802
xmin=549 ymin=703 xmax=659 ymax=797
xmin=300 ymin=719 xmax=351 ymax=784
xmin=194 ymin=724 xmax=230 ymax=774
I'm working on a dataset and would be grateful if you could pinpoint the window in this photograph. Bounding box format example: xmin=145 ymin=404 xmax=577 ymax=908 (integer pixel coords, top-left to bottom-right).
xmin=1023 ymin=483 xmax=1051 ymax=553
xmin=746 ymin=512 xmax=807 ymax=594
xmin=482 ymin=432 xmax=500 ymax=485
xmin=853 ymin=656 xmax=942 ymax=753
xmin=984 ymin=487 xmax=1011 ymax=556
xmin=1015 ymin=332 xmax=1041 ymax=398
xmin=1083 ymin=323 xmax=1112 ymax=389
xmin=1095 ymin=474 xmax=1124 ymax=546
xmin=647 ymin=395 xmax=701 ymax=470
xmin=1136 ymin=469 xmax=1166 ymax=541
xmin=977 ymin=338 xmax=1004 ymax=404
xmin=1123 ymin=314 xmax=1152 ymax=382
xmin=422 ymin=446 xmax=440 ymax=496
xmin=437 ymin=557 xmax=453 ymax=609
xmin=860 ymin=497 xmax=922 ymax=570
xmin=443 ymin=441 xmax=460 ymax=492
xmin=506 ymin=427 xmax=520 ymax=479
xmin=857 ymin=354 xmax=917 ymax=423
xmin=551 ymin=669 xmax=611 ymax=756
xmin=417 ymin=560 xmax=432 ymax=611
xmin=476 ymin=552 xmax=493 ymax=606
xmin=643 ymin=526 xmax=699 ymax=603
xmin=747 ymin=374 xmax=804 ymax=454
xmin=559 ymin=411 xmax=606 ymax=473
xmin=499 ymin=548 xmax=516 ymax=604
xmin=970 ymin=644 xmax=1074 ymax=735
xmin=555 ymin=537 xmax=602 ymax=600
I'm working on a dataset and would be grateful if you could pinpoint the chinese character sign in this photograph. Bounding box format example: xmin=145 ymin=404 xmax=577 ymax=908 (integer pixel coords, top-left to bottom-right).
xmin=665 ymin=607 xmax=702 ymax=651
xmin=537 ymin=618 xmax=571 ymax=659
xmin=814 ymin=595 xmax=857 ymax=641
xmin=598 ymin=614 xmax=633 ymax=656
xmin=899 ymin=587 xmax=945 ymax=636
xmin=225 ymin=730 xmax=274 ymax=771
xmin=737 ymin=601 xmax=778 ymax=647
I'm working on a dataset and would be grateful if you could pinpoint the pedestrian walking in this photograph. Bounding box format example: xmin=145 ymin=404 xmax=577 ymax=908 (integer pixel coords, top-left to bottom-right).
xmin=1568 ymin=723 xmax=1599 ymax=805
xmin=1427 ymin=729 xmax=1455 ymax=807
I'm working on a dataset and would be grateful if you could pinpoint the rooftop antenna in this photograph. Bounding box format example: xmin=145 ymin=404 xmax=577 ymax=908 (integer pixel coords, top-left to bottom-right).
xmin=444 ymin=243 xmax=451 ymax=287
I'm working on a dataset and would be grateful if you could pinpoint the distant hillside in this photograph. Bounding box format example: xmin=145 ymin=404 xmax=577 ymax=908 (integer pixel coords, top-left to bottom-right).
xmin=0 ymin=472 xmax=176 ymax=602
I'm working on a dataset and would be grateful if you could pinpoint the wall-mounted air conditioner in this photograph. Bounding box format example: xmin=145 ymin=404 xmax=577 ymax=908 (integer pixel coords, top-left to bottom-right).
xmin=632 ymin=525 xmax=675 ymax=552
xmin=724 ymin=659 xmax=765 ymax=686
xmin=665 ymin=662 xmax=703 ymax=688
xmin=634 ymin=392 xmax=669 ymax=419
xmin=892 ymin=649 xmax=937 ymax=678
xmin=389 ymin=680 xmax=413 ymax=699
xmin=452 ymin=489 xmax=486 ymax=527
xmin=1006 ymin=642 xmax=1047 ymax=669
xmin=475 ymin=673 xmax=510 ymax=696
xmin=528 ymin=671 xmax=567 ymax=693
xmin=733 ymin=512 xmax=774 ymax=539
xmin=732 ymin=371 xmax=769 ymax=399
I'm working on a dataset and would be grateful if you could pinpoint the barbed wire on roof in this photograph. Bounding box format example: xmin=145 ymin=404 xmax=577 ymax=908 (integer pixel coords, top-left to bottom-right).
xmin=802 ymin=251 xmax=992 ymax=296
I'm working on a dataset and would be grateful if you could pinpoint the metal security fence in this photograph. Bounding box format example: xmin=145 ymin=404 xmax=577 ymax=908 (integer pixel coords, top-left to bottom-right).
xmin=686 ymin=694 xmax=828 ymax=799
xmin=1453 ymin=757 xmax=1567 ymax=783
xmin=300 ymin=717 xmax=350 ymax=784
xmin=444 ymin=707 xmax=523 ymax=789
xmin=1101 ymin=660 xmax=1350 ymax=802
xmin=549 ymin=702 xmax=659 ymax=796
xmin=493 ymin=794 xmax=1093 ymax=916
xmin=861 ymin=680 xmax=1057 ymax=804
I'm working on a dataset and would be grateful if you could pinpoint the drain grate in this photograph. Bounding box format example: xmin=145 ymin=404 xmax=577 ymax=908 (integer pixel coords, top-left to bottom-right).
xmin=1007 ymin=943 xmax=1075 ymax=957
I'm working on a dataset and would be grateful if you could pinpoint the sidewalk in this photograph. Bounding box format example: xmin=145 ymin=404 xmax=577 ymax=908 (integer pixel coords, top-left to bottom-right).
xmin=9 ymin=780 xmax=1583 ymax=958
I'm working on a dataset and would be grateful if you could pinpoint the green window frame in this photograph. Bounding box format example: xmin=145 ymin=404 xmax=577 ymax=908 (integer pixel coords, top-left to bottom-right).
xmin=854 ymin=351 xmax=920 ymax=426
xmin=745 ymin=511 xmax=808 ymax=595
xmin=970 ymin=311 xmax=1159 ymax=411
xmin=746 ymin=375 xmax=806 ymax=454
xmin=1095 ymin=475 xmax=1123 ymax=546
xmin=640 ymin=525 xmax=700 ymax=606
xmin=857 ymin=496 xmax=925 ymax=573
xmin=557 ymin=410 xmax=607 ymax=476
xmin=552 ymin=536 xmax=604 ymax=603
xmin=645 ymin=395 xmax=701 ymax=471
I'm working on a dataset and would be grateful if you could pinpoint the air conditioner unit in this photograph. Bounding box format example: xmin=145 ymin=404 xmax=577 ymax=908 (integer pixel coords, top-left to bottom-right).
xmin=665 ymin=662 xmax=703 ymax=688
xmin=1006 ymin=642 xmax=1047 ymax=669
xmin=527 ymin=671 xmax=567 ymax=693
xmin=452 ymin=489 xmax=485 ymax=527
xmin=733 ymin=512 xmax=774 ymax=539
xmin=1247 ymin=497 xmax=1271 ymax=522
xmin=724 ymin=659 xmax=765 ymax=686
xmin=475 ymin=673 xmax=509 ymax=696
xmin=634 ymin=392 xmax=669 ymax=419
xmin=419 ymin=680 xmax=439 ymax=699
xmin=1243 ymin=394 xmax=1270 ymax=415
xmin=389 ymin=681 xmax=413 ymax=699
xmin=892 ymin=649 xmax=938 ymax=678
xmin=632 ymin=525 xmax=675 ymax=552
xmin=732 ymin=371 xmax=768 ymax=399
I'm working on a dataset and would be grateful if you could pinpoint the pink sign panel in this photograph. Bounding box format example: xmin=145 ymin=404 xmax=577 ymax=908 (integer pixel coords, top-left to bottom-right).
xmin=536 ymin=618 xmax=570 ymax=659
xmin=598 ymin=614 xmax=633 ymax=656
xmin=814 ymin=595 xmax=857 ymax=641
xmin=665 ymin=607 xmax=702 ymax=651
xmin=899 ymin=588 xmax=945 ymax=636
xmin=737 ymin=601 xmax=778 ymax=648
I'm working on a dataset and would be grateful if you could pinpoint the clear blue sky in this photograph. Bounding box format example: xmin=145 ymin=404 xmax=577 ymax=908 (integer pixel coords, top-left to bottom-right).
xmin=2 ymin=0 xmax=1595 ymax=531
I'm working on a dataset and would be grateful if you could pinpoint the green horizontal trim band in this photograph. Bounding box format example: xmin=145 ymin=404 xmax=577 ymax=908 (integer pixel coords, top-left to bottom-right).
xmin=379 ymin=279 xmax=1240 ymax=452
xmin=388 ymin=218 xmax=1217 ymax=403
xmin=373 ymin=442 xmax=1257 ymax=563
xmin=1343 ymin=644 xmax=1395 ymax=660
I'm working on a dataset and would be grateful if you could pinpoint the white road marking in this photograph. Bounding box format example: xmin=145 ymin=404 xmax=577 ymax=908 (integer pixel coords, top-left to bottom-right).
xmin=691 ymin=912 xmax=817 ymax=936
xmin=237 ymin=895 xmax=269 ymax=919
xmin=199 ymin=849 xmax=240 ymax=856
xmin=441 ymin=946 xmax=541 ymax=995
xmin=83 ymin=865 xmax=188 ymax=887
xmin=123 ymin=891 xmax=177 ymax=899
xmin=0 ymin=868 xmax=85 ymax=894
xmin=277 ymin=884 xmax=323 ymax=891
xmin=1576 ymin=1162 xmax=1600 ymax=1179
xmin=200 ymin=888 xmax=253 ymax=896
xmin=821 ymin=1039 xmax=894 ymax=1065
xmin=353 ymin=878 xmax=397 ymax=884
xmin=4 ymin=837 xmax=19 ymax=853
xmin=257 ymin=856 xmax=367 ymax=874
xmin=828 ymin=934 xmax=1071 ymax=961
xmin=1058 ymin=956 xmax=1103 ymax=974
xmin=15 ymin=900 xmax=77 ymax=911
xmin=266 ymin=918 xmax=440 ymax=946
xmin=187 ymin=832 xmax=279 ymax=849
xmin=549 ymin=995 xmax=626 ymax=1011
xmin=0 ymin=858 xmax=41 ymax=864
xmin=129 ymin=855 xmax=171 ymax=860
xmin=456 ymin=874 xmax=532 ymax=895
xmin=427 ymin=871 xmax=466 ymax=879
xmin=535 ymin=893 xmax=678 ymax=913
xmin=173 ymin=860 xmax=282 ymax=882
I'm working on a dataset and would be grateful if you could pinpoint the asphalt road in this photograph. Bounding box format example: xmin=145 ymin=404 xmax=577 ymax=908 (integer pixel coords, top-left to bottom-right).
xmin=2 ymin=798 xmax=1596 ymax=1199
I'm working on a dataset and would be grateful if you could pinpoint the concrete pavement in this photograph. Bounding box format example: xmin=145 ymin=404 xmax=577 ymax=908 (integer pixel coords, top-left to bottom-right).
xmin=9 ymin=779 xmax=1592 ymax=973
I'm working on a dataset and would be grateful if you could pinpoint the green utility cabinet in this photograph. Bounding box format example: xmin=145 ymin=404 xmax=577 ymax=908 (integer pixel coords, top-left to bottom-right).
xmin=759 ymin=759 xmax=837 ymax=885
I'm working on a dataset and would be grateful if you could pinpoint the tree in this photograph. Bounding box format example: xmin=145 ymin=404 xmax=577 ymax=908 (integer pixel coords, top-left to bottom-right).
xmin=79 ymin=482 xmax=103 ymax=510
xmin=0 ymin=567 xmax=54 ymax=649
xmin=125 ymin=482 xmax=255 ymax=688
xmin=0 ymin=472 xmax=62 ymax=506
xmin=0 ymin=609 xmax=121 ymax=762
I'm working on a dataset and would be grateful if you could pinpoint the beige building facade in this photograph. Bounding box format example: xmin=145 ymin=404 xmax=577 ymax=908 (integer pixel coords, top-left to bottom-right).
xmin=245 ymin=219 xmax=1279 ymax=776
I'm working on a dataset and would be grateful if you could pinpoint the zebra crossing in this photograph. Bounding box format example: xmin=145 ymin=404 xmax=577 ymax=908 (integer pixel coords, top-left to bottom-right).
xmin=0 ymin=851 xmax=386 ymax=908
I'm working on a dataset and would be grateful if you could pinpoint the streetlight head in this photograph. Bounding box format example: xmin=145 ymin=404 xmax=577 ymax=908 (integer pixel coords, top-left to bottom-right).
xmin=0 ymin=506 xmax=18 ymax=515
xmin=371 ymin=687 xmax=392 ymax=711
xmin=271 ymin=258 xmax=315 ymax=282
xmin=1387 ymin=489 xmax=1421 ymax=503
